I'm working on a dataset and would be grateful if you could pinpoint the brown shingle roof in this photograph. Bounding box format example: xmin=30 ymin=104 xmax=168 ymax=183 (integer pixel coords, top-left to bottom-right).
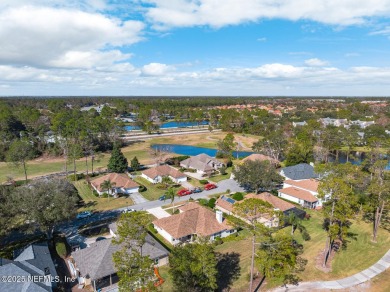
xmin=215 ymin=196 xmax=235 ymax=213
xmin=242 ymin=154 xmax=279 ymax=165
xmin=245 ymin=192 xmax=296 ymax=211
xmin=153 ymin=202 xmax=233 ymax=239
xmin=279 ymin=187 xmax=318 ymax=203
xmin=284 ymin=179 xmax=319 ymax=192
xmin=142 ymin=165 xmax=185 ymax=179
xmin=91 ymin=173 xmax=139 ymax=192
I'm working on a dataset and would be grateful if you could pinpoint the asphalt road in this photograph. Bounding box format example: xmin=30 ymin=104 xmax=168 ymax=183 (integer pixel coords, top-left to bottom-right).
xmin=1 ymin=179 xmax=244 ymax=246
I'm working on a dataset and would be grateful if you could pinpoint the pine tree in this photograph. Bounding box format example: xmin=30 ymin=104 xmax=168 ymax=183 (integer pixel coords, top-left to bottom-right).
xmin=131 ymin=156 xmax=140 ymax=171
xmin=108 ymin=145 xmax=128 ymax=173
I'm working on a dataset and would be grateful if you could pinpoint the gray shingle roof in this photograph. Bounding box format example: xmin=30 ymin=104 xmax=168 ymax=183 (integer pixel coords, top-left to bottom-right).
xmin=0 ymin=242 xmax=57 ymax=292
xmin=72 ymin=235 xmax=168 ymax=281
xmin=180 ymin=153 xmax=223 ymax=172
xmin=281 ymin=163 xmax=318 ymax=180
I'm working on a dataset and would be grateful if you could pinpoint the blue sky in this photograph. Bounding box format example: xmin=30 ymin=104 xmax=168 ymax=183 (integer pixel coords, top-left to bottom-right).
xmin=1 ymin=0 xmax=390 ymax=96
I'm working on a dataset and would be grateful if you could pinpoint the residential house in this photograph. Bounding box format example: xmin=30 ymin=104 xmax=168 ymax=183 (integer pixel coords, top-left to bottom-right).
xmin=70 ymin=225 xmax=169 ymax=291
xmin=319 ymin=117 xmax=348 ymax=127
xmin=180 ymin=154 xmax=224 ymax=176
xmin=348 ymin=120 xmax=375 ymax=129
xmin=215 ymin=193 xmax=305 ymax=228
xmin=141 ymin=165 xmax=187 ymax=184
xmin=153 ymin=202 xmax=235 ymax=245
xmin=278 ymin=179 xmax=328 ymax=209
xmin=280 ymin=163 xmax=318 ymax=181
xmin=215 ymin=195 xmax=236 ymax=215
xmin=241 ymin=153 xmax=280 ymax=166
xmin=90 ymin=173 xmax=139 ymax=196
xmin=0 ymin=242 xmax=58 ymax=292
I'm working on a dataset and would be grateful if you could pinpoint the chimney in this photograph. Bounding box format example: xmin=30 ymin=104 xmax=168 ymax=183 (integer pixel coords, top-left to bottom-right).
xmin=216 ymin=210 xmax=223 ymax=223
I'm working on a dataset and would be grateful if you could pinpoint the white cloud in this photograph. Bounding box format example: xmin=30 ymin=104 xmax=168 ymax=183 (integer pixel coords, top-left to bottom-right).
xmin=142 ymin=0 xmax=390 ymax=29
xmin=142 ymin=63 xmax=175 ymax=76
xmin=0 ymin=6 xmax=144 ymax=68
xmin=3 ymin=62 xmax=390 ymax=96
xmin=304 ymin=58 xmax=329 ymax=66
xmin=257 ymin=37 xmax=267 ymax=42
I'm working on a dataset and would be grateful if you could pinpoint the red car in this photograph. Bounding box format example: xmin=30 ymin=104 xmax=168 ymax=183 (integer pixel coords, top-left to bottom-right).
xmin=177 ymin=189 xmax=192 ymax=196
xmin=204 ymin=183 xmax=217 ymax=190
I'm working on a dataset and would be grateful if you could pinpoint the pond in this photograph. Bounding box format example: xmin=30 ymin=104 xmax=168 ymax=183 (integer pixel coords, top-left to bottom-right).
xmin=328 ymin=151 xmax=390 ymax=170
xmin=125 ymin=120 xmax=209 ymax=131
xmin=151 ymin=144 xmax=390 ymax=169
xmin=151 ymin=144 xmax=253 ymax=158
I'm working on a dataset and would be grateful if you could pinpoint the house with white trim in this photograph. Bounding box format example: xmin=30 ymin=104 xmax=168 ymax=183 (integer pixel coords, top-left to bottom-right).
xmin=90 ymin=173 xmax=139 ymax=196
xmin=153 ymin=202 xmax=235 ymax=245
xmin=278 ymin=179 xmax=329 ymax=209
xmin=180 ymin=154 xmax=224 ymax=176
xmin=141 ymin=165 xmax=187 ymax=184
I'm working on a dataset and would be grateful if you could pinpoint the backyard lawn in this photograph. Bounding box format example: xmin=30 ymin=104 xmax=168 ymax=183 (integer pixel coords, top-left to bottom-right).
xmin=73 ymin=179 xmax=134 ymax=212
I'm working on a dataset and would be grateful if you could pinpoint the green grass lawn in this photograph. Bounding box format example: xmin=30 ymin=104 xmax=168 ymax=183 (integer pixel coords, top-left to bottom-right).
xmin=133 ymin=176 xmax=171 ymax=201
xmin=73 ymin=179 xmax=134 ymax=212
xmin=208 ymin=167 xmax=232 ymax=183
xmin=279 ymin=210 xmax=390 ymax=282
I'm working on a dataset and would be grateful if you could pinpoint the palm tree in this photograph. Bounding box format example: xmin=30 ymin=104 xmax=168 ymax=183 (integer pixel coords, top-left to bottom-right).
xmin=166 ymin=187 xmax=176 ymax=213
xmin=285 ymin=212 xmax=311 ymax=240
xmin=100 ymin=179 xmax=116 ymax=197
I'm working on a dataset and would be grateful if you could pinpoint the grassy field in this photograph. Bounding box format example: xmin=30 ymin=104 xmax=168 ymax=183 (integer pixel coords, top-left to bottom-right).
xmin=73 ymin=179 xmax=134 ymax=212
xmin=281 ymin=210 xmax=390 ymax=282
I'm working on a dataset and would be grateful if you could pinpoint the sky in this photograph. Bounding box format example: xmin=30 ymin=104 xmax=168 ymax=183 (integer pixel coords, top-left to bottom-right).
xmin=1 ymin=1 xmax=390 ymax=96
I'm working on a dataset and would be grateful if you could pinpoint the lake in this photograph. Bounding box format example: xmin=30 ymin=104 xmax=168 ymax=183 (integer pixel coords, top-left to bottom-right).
xmin=151 ymin=144 xmax=390 ymax=169
xmin=151 ymin=144 xmax=253 ymax=158
xmin=125 ymin=120 xmax=209 ymax=131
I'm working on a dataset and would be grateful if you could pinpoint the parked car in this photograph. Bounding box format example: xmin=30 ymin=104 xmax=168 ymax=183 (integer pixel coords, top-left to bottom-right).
xmin=159 ymin=195 xmax=166 ymax=201
xmin=122 ymin=208 xmax=136 ymax=213
xmin=177 ymin=189 xmax=192 ymax=196
xmin=192 ymin=187 xmax=202 ymax=193
xmin=76 ymin=211 xmax=92 ymax=219
xmin=204 ymin=183 xmax=217 ymax=191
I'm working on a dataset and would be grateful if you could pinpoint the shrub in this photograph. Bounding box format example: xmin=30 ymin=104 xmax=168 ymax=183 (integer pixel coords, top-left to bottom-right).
xmin=156 ymin=184 xmax=168 ymax=190
xmin=199 ymin=199 xmax=209 ymax=206
xmin=214 ymin=237 xmax=223 ymax=245
xmin=93 ymin=190 xmax=99 ymax=197
xmin=67 ymin=173 xmax=85 ymax=181
xmin=208 ymin=198 xmax=216 ymax=208
xmin=138 ymin=185 xmax=147 ymax=192
xmin=302 ymin=230 xmax=311 ymax=241
xmin=226 ymin=159 xmax=233 ymax=167
xmin=219 ymin=166 xmax=227 ymax=175
xmin=173 ymin=209 xmax=180 ymax=214
xmin=55 ymin=242 xmax=67 ymax=258
xmin=231 ymin=192 xmax=244 ymax=201
xmin=148 ymin=223 xmax=158 ymax=234
xmin=101 ymin=193 xmax=109 ymax=198
xmin=199 ymin=179 xmax=209 ymax=185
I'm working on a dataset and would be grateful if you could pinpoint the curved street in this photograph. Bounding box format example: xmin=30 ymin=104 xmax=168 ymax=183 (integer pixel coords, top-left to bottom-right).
xmin=272 ymin=249 xmax=390 ymax=291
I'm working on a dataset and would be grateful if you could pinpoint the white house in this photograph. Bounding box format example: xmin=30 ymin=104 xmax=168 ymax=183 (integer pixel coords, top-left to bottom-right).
xmin=153 ymin=202 xmax=235 ymax=245
xmin=90 ymin=173 xmax=139 ymax=196
xmin=278 ymin=179 xmax=329 ymax=209
xmin=141 ymin=165 xmax=187 ymax=184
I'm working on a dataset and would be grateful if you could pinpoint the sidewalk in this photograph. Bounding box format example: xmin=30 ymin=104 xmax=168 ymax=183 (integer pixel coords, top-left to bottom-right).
xmin=272 ymin=249 xmax=390 ymax=291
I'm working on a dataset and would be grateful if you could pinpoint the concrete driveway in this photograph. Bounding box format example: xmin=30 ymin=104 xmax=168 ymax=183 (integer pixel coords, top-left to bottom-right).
xmin=147 ymin=207 xmax=171 ymax=219
xmin=129 ymin=192 xmax=148 ymax=204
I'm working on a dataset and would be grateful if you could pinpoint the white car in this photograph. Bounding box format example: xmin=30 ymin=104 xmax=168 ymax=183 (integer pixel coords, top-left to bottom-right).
xmin=122 ymin=208 xmax=136 ymax=213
